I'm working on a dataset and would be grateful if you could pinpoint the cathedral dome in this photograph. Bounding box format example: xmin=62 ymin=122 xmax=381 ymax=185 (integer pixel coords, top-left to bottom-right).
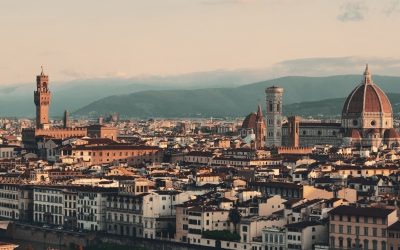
xmin=242 ymin=113 xmax=257 ymax=129
xmin=342 ymin=65 xmax=392 ymax=115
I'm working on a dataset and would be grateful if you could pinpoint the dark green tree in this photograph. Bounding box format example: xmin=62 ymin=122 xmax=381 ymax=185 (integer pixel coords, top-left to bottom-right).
xmin=228 ymin=208 xmax=241 ymax=233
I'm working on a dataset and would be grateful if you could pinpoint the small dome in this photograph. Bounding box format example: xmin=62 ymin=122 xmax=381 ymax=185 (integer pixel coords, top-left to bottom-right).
xmin=384 ymin=128 xmax=399 ymax=139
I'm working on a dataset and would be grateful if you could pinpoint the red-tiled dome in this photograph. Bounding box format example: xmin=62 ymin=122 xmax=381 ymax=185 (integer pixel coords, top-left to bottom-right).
xmin=342 ymin=65 xmax=392 ymax=115
xmin=242 ymin=113 xmax=257 ymax=129
xmin=384 ymin=128 xmax=399 ymax=139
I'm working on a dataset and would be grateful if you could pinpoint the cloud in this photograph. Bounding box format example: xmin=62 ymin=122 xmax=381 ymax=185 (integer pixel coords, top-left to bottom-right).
xmin=337 ymin=2 xmax=366 ymax=22
xmin=269 ymin=57 xmax=400 ymax=77
xmin=383 ymin=0 xmax=400 ymax=16
xmin=59 ymin=69 xmax=88 ymax=79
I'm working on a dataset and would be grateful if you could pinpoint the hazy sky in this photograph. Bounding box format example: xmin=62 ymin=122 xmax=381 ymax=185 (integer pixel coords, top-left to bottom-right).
xmin=1 ymin=0 xmax=400 ymax=85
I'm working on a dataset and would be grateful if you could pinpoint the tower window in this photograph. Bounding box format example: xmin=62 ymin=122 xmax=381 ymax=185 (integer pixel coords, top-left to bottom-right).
xmin=269 ymin=102 xmax=273 ymax=112
xmin=371 ymin=120 xmax=376 ymax=126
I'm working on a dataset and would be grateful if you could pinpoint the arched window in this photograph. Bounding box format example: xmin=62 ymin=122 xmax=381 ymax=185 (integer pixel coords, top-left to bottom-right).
xmin=330 ymin=237 xmax=335 ymax=247
xmin=372 ymin=240 xmax=378 ymax=250
xmin=381 ymin=241 xmax=386 ymax=250
xmin=347 ymin=238 xmax=352 ymax=248
xmin=364 ymin=239 xmax=369 ymax=250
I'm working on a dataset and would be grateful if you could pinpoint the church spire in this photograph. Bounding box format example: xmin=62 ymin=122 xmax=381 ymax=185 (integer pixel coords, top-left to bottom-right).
xmin=363 ymin=63 xmax=372 ymax=85
xmin=256 ymin=104 xmax=263 ymax=118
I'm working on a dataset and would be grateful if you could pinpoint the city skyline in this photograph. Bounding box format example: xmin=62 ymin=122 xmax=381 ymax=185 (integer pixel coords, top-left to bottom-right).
xmin=1 ymin=0 xmax=400 ymax=85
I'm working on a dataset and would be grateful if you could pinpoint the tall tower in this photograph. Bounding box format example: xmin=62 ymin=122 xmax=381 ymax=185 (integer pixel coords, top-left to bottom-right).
xmin=34 ymin=66 xmax=51 ymax=129
xmin=288 ymin=116 xmax=300 ymax=147
xmin=266 ymin=86 xmax=284 ymax=147
xmin=255 ymin=104 xmax=266 ymax=149
xmin=63 ymin=110 xmax=70 ymax=128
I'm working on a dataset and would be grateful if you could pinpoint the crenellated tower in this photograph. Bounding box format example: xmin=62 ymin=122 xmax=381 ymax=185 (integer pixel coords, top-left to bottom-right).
xmin=34 ymin=66 xmax=51 ymax=129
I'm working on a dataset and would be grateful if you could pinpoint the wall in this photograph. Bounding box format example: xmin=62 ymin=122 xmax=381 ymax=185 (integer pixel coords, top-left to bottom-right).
xmin=5 ymin=222 xmax=218 ymax=250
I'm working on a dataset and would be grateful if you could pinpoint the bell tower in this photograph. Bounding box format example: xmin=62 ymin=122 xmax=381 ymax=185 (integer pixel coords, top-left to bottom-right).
xmin=34 ymin=66 xmax=51 ymax=129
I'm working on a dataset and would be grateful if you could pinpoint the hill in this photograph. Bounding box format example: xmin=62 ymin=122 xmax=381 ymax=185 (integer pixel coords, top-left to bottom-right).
xmin=74 ymin=75 xmax=400 ymax=118
xmin=0 ymin=70 xmax=258 ymax=117
xmin=284 ymin=93 xmax=400 ymax=117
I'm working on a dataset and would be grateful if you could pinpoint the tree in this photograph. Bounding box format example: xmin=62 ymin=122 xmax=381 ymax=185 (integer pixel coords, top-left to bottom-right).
xmin=228 ymin=208 xmax=241 ymax=233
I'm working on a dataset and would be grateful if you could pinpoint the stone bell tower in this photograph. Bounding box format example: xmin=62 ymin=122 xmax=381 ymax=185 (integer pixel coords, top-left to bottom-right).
xmin=34 ymin=66 xmax=51 ymax=129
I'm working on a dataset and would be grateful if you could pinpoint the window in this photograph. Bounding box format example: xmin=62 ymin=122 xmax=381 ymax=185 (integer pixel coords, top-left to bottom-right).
xmin=339 ymin=238 xmax=343 ymax=248
xmin=373 ymin=240 xmax=378 ymax=250
xmin=373 ymin=228 xmax=377 ymax=237
xmin=347 ymin=238 xmax=352 ymax=248
xmin=330 ymin=237 xmax=335 ymax=247
xmin=242 ymin=226 xmax=248 ymax=232
xmin=382 ymin=241 xmax=387 ymax=250
xmin=330 ymin=224 xmax=335 ymax=233
xmin=364 ymin=227 xmax=368 ymax=236
xmin=347 ymin=225 xmax=351 ymax=234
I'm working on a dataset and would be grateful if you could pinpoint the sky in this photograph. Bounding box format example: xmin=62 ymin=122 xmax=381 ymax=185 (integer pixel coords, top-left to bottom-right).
xmin=1 ymin=0 xmax=400 ymax=85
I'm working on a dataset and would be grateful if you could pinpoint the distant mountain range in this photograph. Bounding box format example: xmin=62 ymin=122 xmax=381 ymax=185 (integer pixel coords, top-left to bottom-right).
xmin=0 ymin=70 xmax=264 ymax=118
xmin=74 ymin=75 xmax=400 ymax=118
xmin=284 ymin=93 xmax=400 ymax=118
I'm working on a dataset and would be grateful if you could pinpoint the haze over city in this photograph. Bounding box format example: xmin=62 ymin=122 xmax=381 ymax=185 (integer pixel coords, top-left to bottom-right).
xmin=1 ymin=0 xmax=400 ymax=85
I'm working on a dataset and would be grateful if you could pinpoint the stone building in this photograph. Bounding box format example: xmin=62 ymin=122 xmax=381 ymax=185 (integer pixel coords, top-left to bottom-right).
xmin=22 ymin=68 xmax=118 ymax=150
xmin=281 ymin=65 xmax=400 ymax=148
xmin=240 ymin=105 xmax=266 ymax=149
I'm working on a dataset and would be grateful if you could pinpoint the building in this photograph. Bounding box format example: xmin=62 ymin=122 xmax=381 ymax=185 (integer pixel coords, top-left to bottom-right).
xmin=329 ymin=205 xmax=397 ymax=250
xmin=33 ymin=186 xmax=65 ymax=226
xmin=240 ymin=105 xmax=266 ymax=149
xmin=286 ymin=221 xmax=327 ymax=250
xmin=262 ymin=226 xmax=286 ymax=250
xmin=282 ymin=118 xmax=342 ymax=147
xmin=342 ymin=64 xmax=398 ymax=147
xmin=0 ymin=184 xmax=20 ymax=220
xmin=62 ymin=144 xmax=163 ymax=165
xmin=76 ymin=187 xmax=118 ymax=231
xmin=22 ymin=68 xmax=118 ymax=150
xmin=281 ymin=65 xmax=399 ymax=148
xmin=266 ymin=86 xmax=284 ymax=147
xmin=387 ymin=221 xmax=400 ymax=250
